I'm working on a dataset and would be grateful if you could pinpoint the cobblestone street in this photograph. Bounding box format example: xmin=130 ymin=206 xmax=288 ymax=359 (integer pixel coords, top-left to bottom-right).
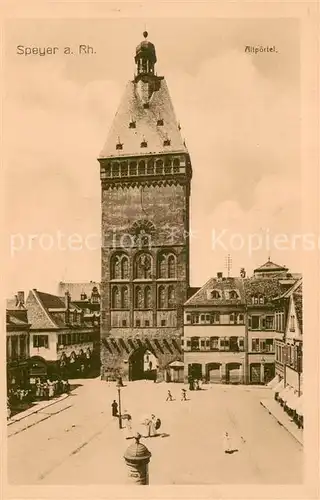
xmin=8 ymin=378 xmax=303 ymax=485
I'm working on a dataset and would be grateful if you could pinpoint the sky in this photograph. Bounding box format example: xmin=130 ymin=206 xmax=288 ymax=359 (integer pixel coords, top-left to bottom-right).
xmin=4 ymin=17 xmax=302 ymax=296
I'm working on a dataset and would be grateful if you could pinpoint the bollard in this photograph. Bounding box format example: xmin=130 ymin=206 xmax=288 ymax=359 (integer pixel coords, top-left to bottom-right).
xmin=123 ymin=433 xmax=152 ymax=485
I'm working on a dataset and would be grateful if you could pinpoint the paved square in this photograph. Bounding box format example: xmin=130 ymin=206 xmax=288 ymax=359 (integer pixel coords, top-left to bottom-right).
xmin=8 ymin=378 xmax=303 ymax=485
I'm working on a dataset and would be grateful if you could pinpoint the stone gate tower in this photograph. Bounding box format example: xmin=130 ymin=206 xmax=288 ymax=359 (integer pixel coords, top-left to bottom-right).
xmin=98 ymin=32 xmax=192 ymax=382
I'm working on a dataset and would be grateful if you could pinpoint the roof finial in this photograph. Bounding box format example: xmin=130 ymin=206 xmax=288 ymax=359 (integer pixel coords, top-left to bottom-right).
xmin=268 ymin=255 xmax=271 ymax=262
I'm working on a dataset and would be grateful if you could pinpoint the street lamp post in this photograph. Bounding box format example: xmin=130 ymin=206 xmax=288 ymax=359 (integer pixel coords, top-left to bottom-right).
xmin=116 ymin=379 xmax=123 ymax=429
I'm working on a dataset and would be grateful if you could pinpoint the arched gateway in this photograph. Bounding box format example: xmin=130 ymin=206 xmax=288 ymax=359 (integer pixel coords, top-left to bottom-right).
xmin=128 ymin=347 xmax=158 ymax=381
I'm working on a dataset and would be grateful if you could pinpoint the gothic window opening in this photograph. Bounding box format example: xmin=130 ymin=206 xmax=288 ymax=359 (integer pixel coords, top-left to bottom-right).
xmin=111 ymin=253 xmax=129 ymax=279
xmin=173 ymin=157 xmax=180 ymax=172
xmin=134 ymin=253 xmax=152 ymax=279
xmin=168 ymin=254 xmax=176 ymax=278
xmin=164 ymin=157 xmax=172 ymax=174
xmin=111 ymin=286 xmax=120 ymax=309
xmin=120 ymin=161 xmax=128 ymax=176
xmin=135 ymin=286 xmax=144 ymax=309
xmin=112 ymin=162 xmax=119 ymax=176
xmin=168 ymin=285 xmax=175 ymax=307
xmin=158 ymin=285 xmax=166 ymax=309
xmin=158 ymin=253 xmax=167 ymax=278
xmin=145 ymin=286 xmax=152 ymax=308
xmin=122 ymin=286 xmax=129 ymax=309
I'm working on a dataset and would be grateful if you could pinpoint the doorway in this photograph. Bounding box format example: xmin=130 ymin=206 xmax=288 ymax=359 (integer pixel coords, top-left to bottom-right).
xmin=128 ymin=347 xmax=158 ymax=381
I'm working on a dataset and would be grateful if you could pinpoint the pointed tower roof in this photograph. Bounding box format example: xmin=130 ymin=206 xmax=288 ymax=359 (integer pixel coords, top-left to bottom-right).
xmin=99 ymin=32 xmax=187 ymax=159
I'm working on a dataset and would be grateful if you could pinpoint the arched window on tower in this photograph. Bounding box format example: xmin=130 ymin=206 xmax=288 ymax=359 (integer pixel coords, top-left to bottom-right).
xmin=122 ymin=286 xmax=129 ymax=309
xmin=111 ymin=253 xmax=129 ymax=279
xmin=168 ymin=285 xmax=175 ymax=307
xmin=111 ymin=286 xmax=120 ymax=309
xmin=158 ymin=285 xmax=166 ymax=309
xmin=135 ymin=253 xmax=152 ymax=279
xmin=121 ymin=256 xmax=129 ymax=279
xmin=135 ymin=286 xmax=144 ymax=309
xmin=158 ymin=253 xmax=167 ymax=278
xmin=145 ymin=286 xmax=152 ymax=308
xmin=168 ymin=254 xmax=176 ymax=278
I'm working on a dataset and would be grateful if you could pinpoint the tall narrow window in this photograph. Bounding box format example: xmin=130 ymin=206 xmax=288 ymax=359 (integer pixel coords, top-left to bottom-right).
xmin=121 ymin=257 xmax=129 ymax=279
xmin=135 ymin=253 xmax=152 ymax=279
xmin=168 ymin=254 xmax=176 ymax=278
xmin=122 ymin=286 xmax=129 ymax=309
xmin=158 ymin=285 xmax=166 ymax=309
xmin=112 ymin=287 xmax=120 ymax=308
xmin=158 ymin=253 xmax=167 ymax=278
xmin=145 ymin=286 xmax=152 ymax=308
xmin=168 ymin=285 xmax=175 ymax=307
xmin=135 ymin=286 xmax=144 ymax=309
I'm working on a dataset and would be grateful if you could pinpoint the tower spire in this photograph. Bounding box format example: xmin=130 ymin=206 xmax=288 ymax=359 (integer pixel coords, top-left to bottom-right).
xmin=135 ymin=31 xmax=157 ymax=79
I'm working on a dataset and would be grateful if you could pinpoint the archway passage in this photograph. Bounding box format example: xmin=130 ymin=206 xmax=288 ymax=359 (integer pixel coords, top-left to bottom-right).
xmin=226 ymin=362 xmax=242 ymax=384
xmin=206 ymin=362 xmax=221 ymax=383
xmin=128 ymin=348 xmax=158 ymax=381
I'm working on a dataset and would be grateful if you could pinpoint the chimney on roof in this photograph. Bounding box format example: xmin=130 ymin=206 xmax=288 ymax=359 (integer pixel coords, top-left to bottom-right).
xmin=17 ymin=291 xmax=25 ymax=306
xmin=240 ymin=268 xmax=246 ymax=278
xmin=217 ymin=272 xmax=223 ymax=279
xmin=65 ymin=291 xmax=71 ymax=310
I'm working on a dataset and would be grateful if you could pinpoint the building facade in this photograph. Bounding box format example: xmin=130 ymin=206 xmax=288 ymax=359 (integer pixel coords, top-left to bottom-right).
xmin=6 ymin=292 xmax=30 ymax=390
xmin=26 ymin=289 xmax=100 ymax=378
xmin=274 ymin=278 xmax=303 ymax=393
xmin=183 ymin=275 xmax=247 ymax=384
xmin=98 ymin=32 xmax=192 ymax=381
xmin=183 ymin=261 xmax=302 ymax=385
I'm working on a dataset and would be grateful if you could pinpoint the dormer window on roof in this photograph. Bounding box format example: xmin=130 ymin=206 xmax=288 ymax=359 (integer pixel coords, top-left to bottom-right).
xmin=163 ymin=138 xmax=171 ymax=146
xmin=143 ymin=102 xmax=149 ymax=109
xmin=229 ymin=290 xmax=239 ymax=299
xmin=116 ymin=137 xmax=123 ymax=150
xmin=157 ymin=118 xmax=164 ymax=126
xmin=211 ymin=290 xmax=221 ymax=299
xmin=141 ymin=138 xmax=148 ymax=148
xmin=129 ymin=120 xmax=136 ymax=129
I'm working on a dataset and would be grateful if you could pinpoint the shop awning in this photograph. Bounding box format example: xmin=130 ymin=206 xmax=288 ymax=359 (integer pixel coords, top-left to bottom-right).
xmin=295 ymin=396 xmax=304 ymax=416
xmin=286 ymin=390 xmax=300 ymax=411
xmin=273 ymin=379 xmax=285 ymax=393
xmin=278 ymin=386 xmax=293 ymax=403
xmin=169 ymin=360 xmax=184 ymax=368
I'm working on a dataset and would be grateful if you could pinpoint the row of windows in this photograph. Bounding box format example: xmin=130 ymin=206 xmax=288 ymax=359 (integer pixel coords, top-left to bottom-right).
xmin=250 ymin=295 xmax=266 ymax=305
xmin=112 ymin=318 xmax=170 ymax=328
xmin=248 ymin=315 xmax=274 ymax=330
xmin=111 ymin=252 xmax=177 ymax=280
xmin=209 ymin=290 xmax=239 ymax=300
xmin=7 ymin=335 xmax=27 ymax=360
xmin=184 ymin=336 xmax=245 ymax=352
xmin=251 ymin=338 xmax=274 ymax=352
xmin=275 ymin=343 xmax=302 ymax=371
xmin=58 ymin=333 xmax=94 ymax=346
xmin=101 ymin=157 xmax=183 ymax=179
xmin=185 ymin=312 xmax=244 ymax=325
xmin=116 ymin=137 xmax=172 ymax=149
xmin=111 ymin=284 xmax=176 ymax=309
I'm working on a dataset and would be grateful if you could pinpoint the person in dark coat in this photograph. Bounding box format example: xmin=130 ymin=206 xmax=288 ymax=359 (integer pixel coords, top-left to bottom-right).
xmin=112 ymin=400 xmax=118 ymax=417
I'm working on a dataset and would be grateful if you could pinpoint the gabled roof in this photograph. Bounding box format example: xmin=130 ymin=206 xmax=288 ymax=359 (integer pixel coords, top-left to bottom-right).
xmin=254 ymin=259 xmax=288 ymax=273
xmin=185 ymin=277 xmax=246 ymax=306
xmin=6 ymin=309 xmax=29 ymax=327
xmin=293 ymin=291 xmax=303 ymax=331
xmin=99 ymin=78 xmax=187 ymax=158
xmin=273 ymin=277 xmax=303 ymax=300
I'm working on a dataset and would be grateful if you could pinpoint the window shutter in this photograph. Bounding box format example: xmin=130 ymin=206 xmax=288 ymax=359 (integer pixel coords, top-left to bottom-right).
xmin=248 ymin=316 xmax=252 ymax=328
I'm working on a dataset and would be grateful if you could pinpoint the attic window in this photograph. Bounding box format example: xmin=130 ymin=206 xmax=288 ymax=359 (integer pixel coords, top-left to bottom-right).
xmin=211 ymin=290 xmax=221 ymax=299
xmin=141 ymin=139 xmax=148 ymax=148
xmin=163 ymin=138 xmax=171 ymax=146
xmin=129 ymin=120 xmax=136 ymax=129
xmin=157 ymin=118 xmax=164 ymax=126
xmin=116 ymin=143 xmax=123 ymax=150
xmin=143 ymin=103 xmax=149 ymax=109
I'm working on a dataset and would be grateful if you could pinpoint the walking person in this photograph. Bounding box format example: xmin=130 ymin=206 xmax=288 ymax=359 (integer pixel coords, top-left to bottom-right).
xmin=181 ymin=388 xmax=187 ymax=401
xmin=166 ymin=390 xmax=174 ymax=401
xmin=122 ymin=410 xmax=133 ymax=439
xmin=111 ymin=399 xmax=118 ymax=417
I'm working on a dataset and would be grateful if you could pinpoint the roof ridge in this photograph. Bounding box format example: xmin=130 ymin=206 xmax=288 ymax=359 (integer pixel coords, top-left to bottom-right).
xmin=32 ymin=289 xmax=58 ymax=329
